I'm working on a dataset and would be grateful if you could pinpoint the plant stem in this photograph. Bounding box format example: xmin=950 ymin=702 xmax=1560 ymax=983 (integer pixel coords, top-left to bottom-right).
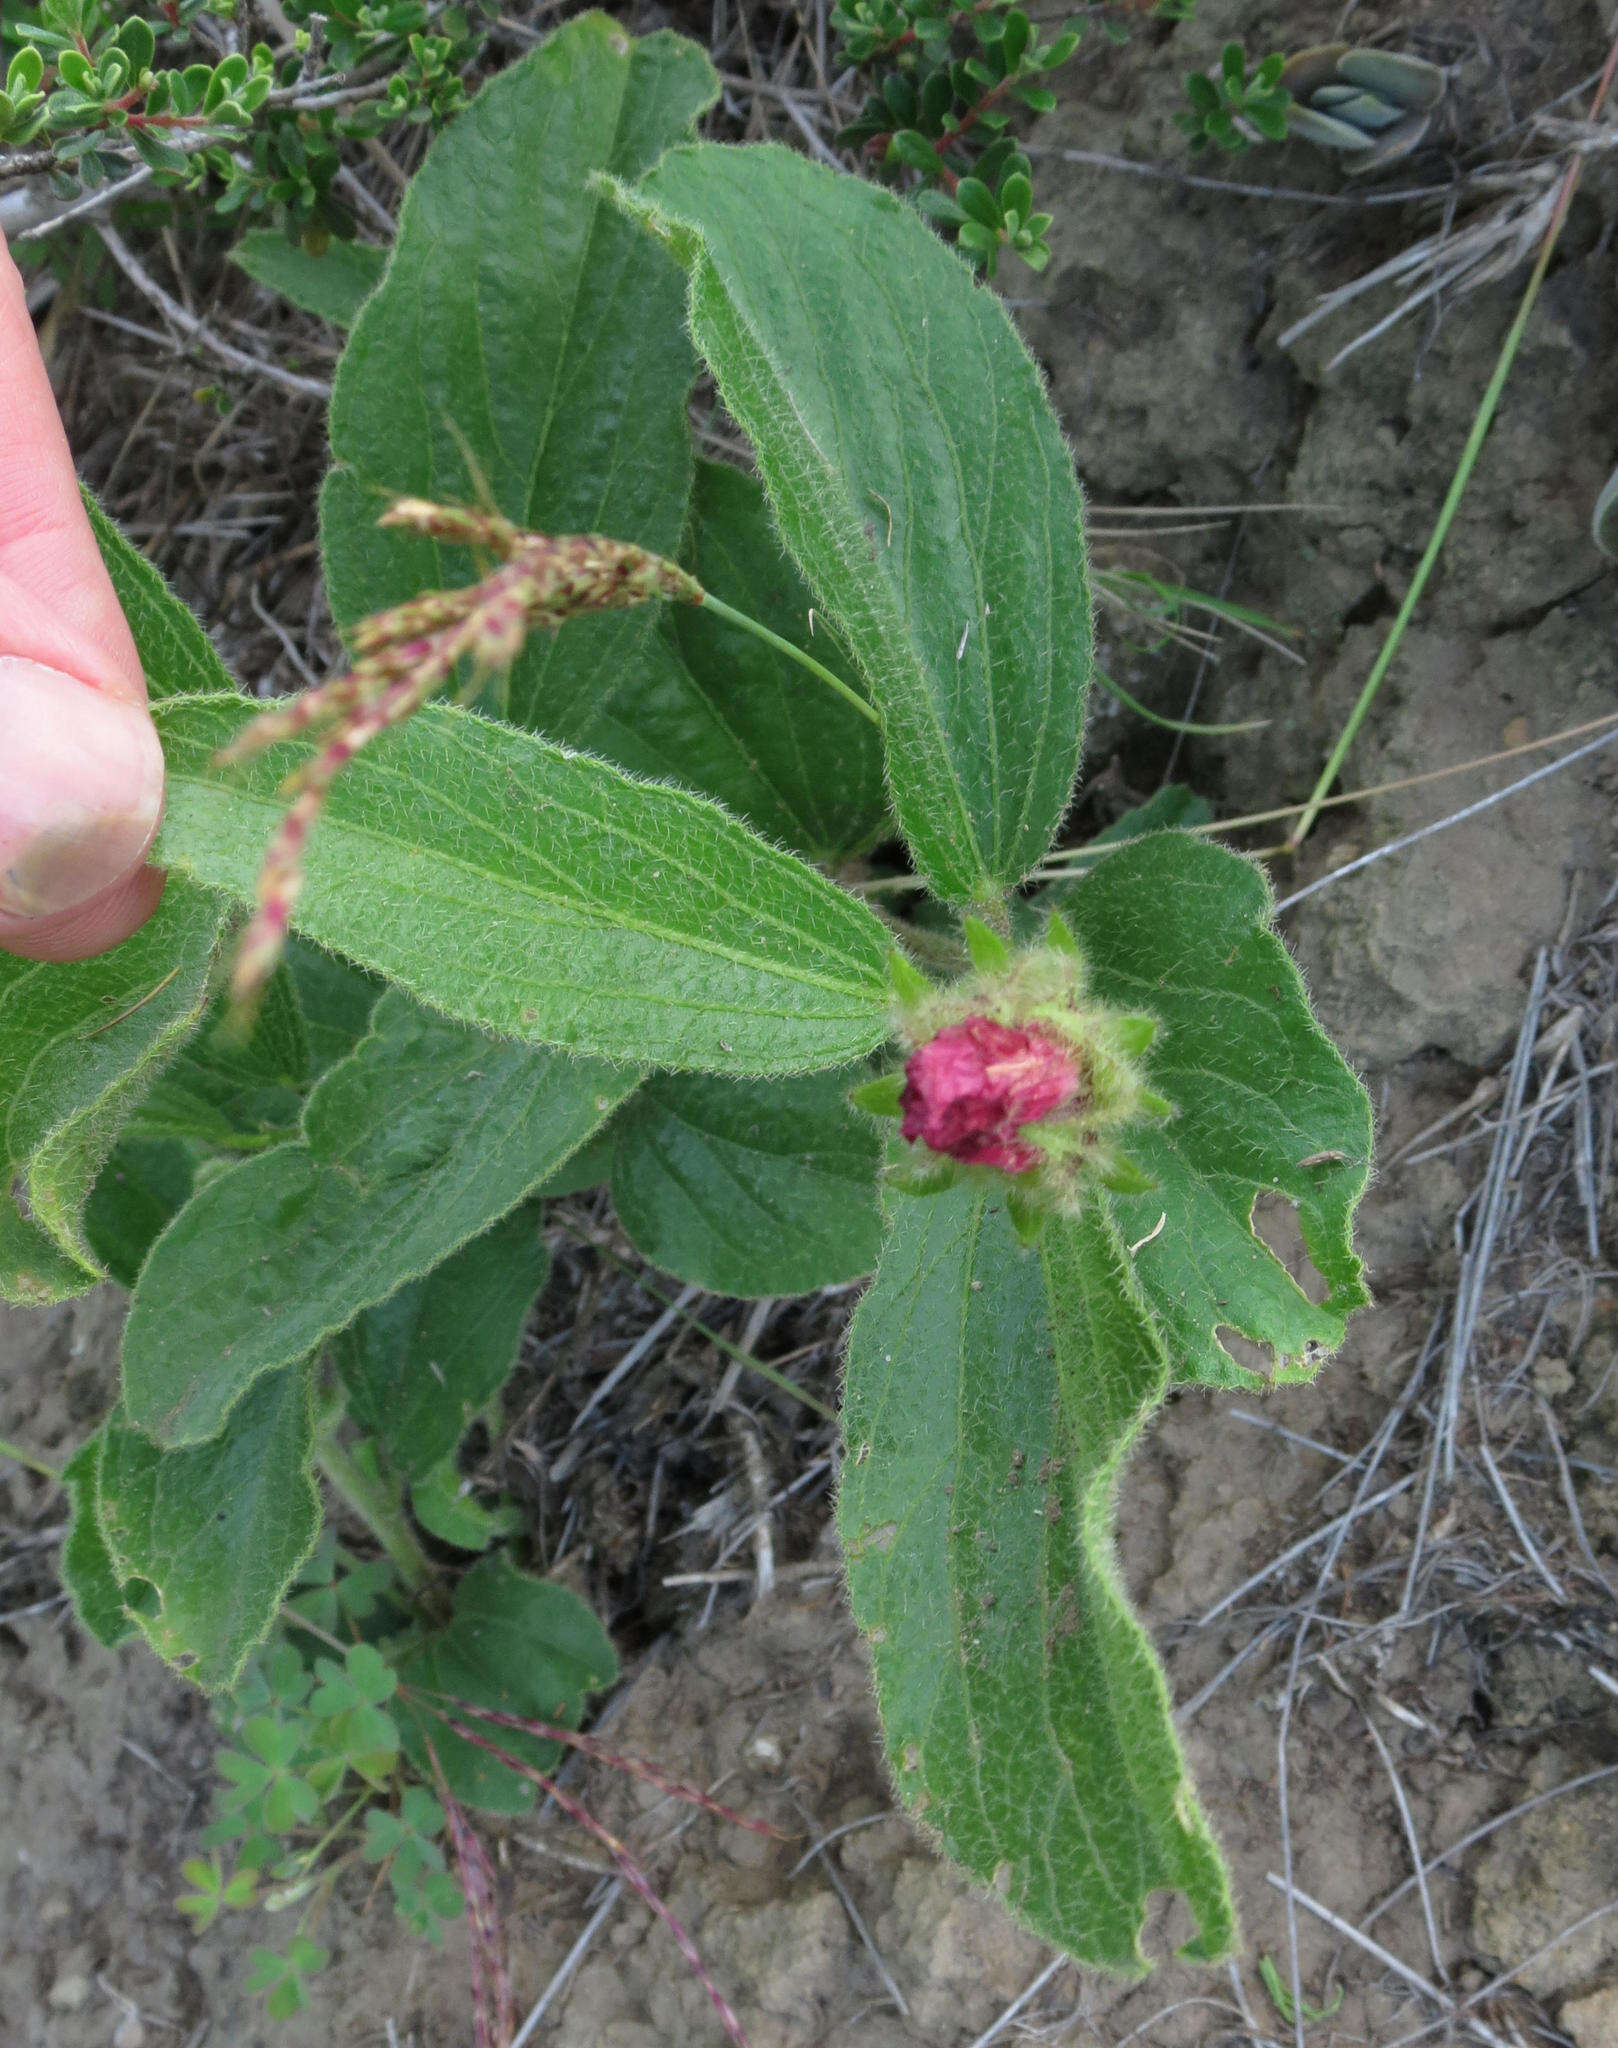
xmin=313 ymin=1426 xmax=435 ymax=1597
xmin=1097 ymin=668 xmax=1269 ymax=736
xmin=0 ymin=1436 xmax=60 ymax=1482
xmin=697 ymin=591 xmax=882 ymax=728
xmin=1288 ymin=33 xmax=1618 ymax=852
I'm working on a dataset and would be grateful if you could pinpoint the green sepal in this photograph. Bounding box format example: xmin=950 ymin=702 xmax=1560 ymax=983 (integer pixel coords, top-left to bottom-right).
xmin=1097 ymin=1153 xmax=1157 ymax=1196
xmin=851 ymin=1071 xmax=906 ymax=1118
xmin=1111 ymin=1014 xmax=1158 ymax=1058
xmin=1005 ymin=1184 xmax=1047 ymax=1244
xmin=1045 ymin=907 xmax=1080 ymax=956
xmin=963 ymin=914 xmax=1012 ymax=972
xmin=887 ymin=947 xmax=932 ymax=1005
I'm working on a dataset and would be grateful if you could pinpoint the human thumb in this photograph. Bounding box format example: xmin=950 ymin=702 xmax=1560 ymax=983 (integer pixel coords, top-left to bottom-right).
xmin=0 ymin=655 xmax=165 ymax=954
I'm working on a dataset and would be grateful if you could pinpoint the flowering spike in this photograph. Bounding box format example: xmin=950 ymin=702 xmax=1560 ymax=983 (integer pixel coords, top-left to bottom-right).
xmin=216 ymin=497 xmax=707 ymax=1023
xmin=443 ymin=1717 xmax=755 ymax=2048
xmin=378 ymin=497 xmax=522 ymax=553
xmin=418 ymin=1693 xmax=789 ymax=1839
xmin=886 ymin=913 xmax=1175 ymax=1219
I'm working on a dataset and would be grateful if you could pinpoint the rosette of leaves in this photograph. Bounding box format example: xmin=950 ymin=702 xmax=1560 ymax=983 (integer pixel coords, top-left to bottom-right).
xmin=1181 ymin=39 xmax=1445 ymax=171
xmin=833 ymin=1 xmax=1081 ymax=273
xmin=10 ymin=11 xmax=1373 ymax=1992
xmin=1278 ymin=44 xmax=1447 ymax=172
xmin=1178 ymin=40 xmax=1290 ymax=153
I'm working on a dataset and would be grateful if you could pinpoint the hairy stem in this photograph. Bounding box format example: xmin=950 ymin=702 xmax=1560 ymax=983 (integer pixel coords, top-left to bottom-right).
xmin=313 ymin=1425 xmax=436 ymax=1598
xmin=0 ymin=1435 xmax=59 ymax=1482
xmin=698 ymin=591 xmax=883 ymax=727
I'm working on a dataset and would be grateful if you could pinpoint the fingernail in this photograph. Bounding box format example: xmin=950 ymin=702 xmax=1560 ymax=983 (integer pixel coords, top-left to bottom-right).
xmin=0 ymin=658 xmax=164 ymax=920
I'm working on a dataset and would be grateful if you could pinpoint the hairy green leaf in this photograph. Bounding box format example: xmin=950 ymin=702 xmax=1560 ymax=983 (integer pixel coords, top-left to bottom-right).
xmin=624 ymin=144 xmax=1092 ymax=905
xmin=396 ymin=1552 xmax=619 ymax=1812
xmin=83 ymin=1137 xmax=196 ymax=1289
xmin=122 ymin=989 xmax=634 ymax=1446
xmin=98 ymin=1364 xmax=320 ymax=1689
xmin=230 ymin=230 xmax=386 ymax=328
xmin=612 ymin=1066 xmax=883 ymax=1295
xmin=411 ymin=1459 xmax=522 ymax=1551
xmin=840 ymin=1184 xmax=1235 ymax=1969
xmin=1052 ymin=834 xmax=1371 ymax=1388
xmin=334 ymin=1203 xmax=550 ymax=1479
xmin=284 ymin=938 xmax=383 ymax=1076
xmin=127 ymin=966 xmax=309 ymax=1150
xmin=61 ymin=1433 xmax=136 ymax=1650
xmin=322 ymin=15 xmax=717 ymax=758
xmin=667 ymin=461 xmax=889 ymax=860
xmin=85 ymin=488 xmax=236 ymax=700
xmin=0 ymin=879 xmax=223 ymax=1303
xmin=154 ymin=693 xmax=892 ymax=1076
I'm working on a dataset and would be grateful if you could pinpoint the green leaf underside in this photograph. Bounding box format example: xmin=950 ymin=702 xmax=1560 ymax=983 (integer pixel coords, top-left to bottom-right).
xmin=284 ymin=939 xmax=384 ymax=1076
xmin=153 ymin=693 xmax=892 ymax=1076
xmin=321 ymin=16 xmax=718 ymax=768
xmin=840 ymin=1184 xmax=1235 ymax=1970
xmin=121 ymin=989 xmax=635 ymax=1446
xmin=669 ymin=461 xmax=889 ymax=861
xmin=230 ymin=229 xmax=387 ymax=329
xmin=128 ymin=966 xmax=309 ymax=1150
xmin=1089 ymin=785 xmax=1213 ymax=844
xmin=396 ymin=1551 xmax=619 ymax=1812
xmin=61 ymin=1434 xmax=137 ymax=1650
xmin=0 ymin=879 xmax=223 ymax=1304
xmin=612 ymin=1066 xmax=883 ymax=1295
xmin=335 ymin=1204 xmax=550 ymax=1480
xmin=84 ymin=1137 xmax=197 ymax=1290
xmin=85 ymin=488 xmax=237 ymax=700
xmin=98 ymin=1365 xmax=321 ymax=1690
xmin=1051 ymin=834 xmax=1372 ymax=1389
xmin=627 ymin=144 xmax=1092 ymax=906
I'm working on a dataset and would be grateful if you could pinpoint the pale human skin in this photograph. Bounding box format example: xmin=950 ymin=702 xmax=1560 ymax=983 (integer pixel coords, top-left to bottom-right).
xmin=0 ymin=227 xmax=165 ymax=964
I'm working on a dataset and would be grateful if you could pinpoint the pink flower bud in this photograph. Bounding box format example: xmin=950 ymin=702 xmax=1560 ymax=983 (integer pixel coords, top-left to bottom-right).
xmin=900 ymin=1016 xmax=1079 ymax=1173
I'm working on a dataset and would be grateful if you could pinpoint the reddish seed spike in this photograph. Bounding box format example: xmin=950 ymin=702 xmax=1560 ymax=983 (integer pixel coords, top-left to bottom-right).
xmin=379 ymin=496 xmax=523 ymax=554
xmin=221 ymin=501 xmax=706 ymax=1021
xmin=422 ymin=1737 xmax=514 ymax=2048
xmin=421 ymin=1695 xmax=788 ymax=1839
xmin=444 ymin=1721 xmax=754 ymax=2048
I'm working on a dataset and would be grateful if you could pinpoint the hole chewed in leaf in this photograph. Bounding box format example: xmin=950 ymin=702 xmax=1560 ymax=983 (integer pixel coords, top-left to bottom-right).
xmin=1249 ymin=1190 xmax=1331 ymax=1307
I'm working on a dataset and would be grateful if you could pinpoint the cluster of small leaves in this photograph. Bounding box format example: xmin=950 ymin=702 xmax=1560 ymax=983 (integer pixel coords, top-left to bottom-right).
xmin=182 ymin=1564 xmax=461 ymax=2020
xmin=1 ymin=0 xmax=487 ymax=238
xmin=833 ymin=0 xmax=1200 ymax=271
xmin=1178 ymin=40 xmax=1289 ymax=152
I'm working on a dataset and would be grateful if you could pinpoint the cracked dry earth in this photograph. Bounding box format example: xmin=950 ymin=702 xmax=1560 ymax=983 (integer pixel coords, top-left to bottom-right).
xmin=6 ymin=0 xmax=1618 ymax=2041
